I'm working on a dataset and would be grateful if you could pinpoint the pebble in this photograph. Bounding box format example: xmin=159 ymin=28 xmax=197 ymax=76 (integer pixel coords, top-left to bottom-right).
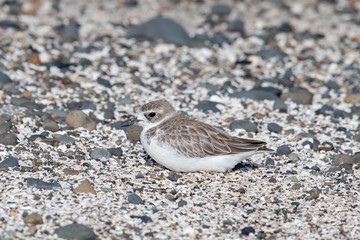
xmin=267 ymin=123 xmax=282 ymax=133
xmin=229 ymin=90 xmax=279 ymax=101
xmin=26 ymin=178 xmax=62 ymax=190
xmin=131 ymin=215 xmax=152 ymax=223
xmin=55 ymin=20 xmax=80 ymax=42
xmin=281 ymin=87 xmax=313 ymax=105
xmin=128 ymin=193 xmax=144 ymax=205
xmin=278 ymin=68 xmax=295 ymax=88
xmin=344 ymin=93 xmax=360 ymax=104
xmin=276 ymin=145 xmax=292 ymax=156
xmin=90 ymin=148 xmax=111 ymax=159
xmin=74 ymin=179 xmax=96 ymax=194
xmin=125 ymin=125 xmax=142 ymax=142
xmin=265 ymin=158 xmax=275 ymax=166
xmin=255 ymin=47 xmax=287 ymax=60
xmin=241 ymin=226 xmax=255 ymax=236
xmin=63 ymin=168 xmax=79 ymax=175
xmin=269 ymin=177 xmax=277 ymax=183
xmin=178 ymin=200 xmax=187 ymax=207
xmin=97 ymin=77 xmax=112 ymax=88
xmin=79 ymin=58 xmax=92 ymax=67
xmin=229 ymin=120 xmax=257 ymax=133
xmin=126 ymin=16 xmax=191 ymax=46
xmin=0 ymin=133 xmax=18 ymax=145
xmin=194 ymin=100 xmax=222 ymax=113
xmin=43 ymin=120 xmax=59 ymax=132
xmin=167 ymin=173 xmax=180 ymax=182
xmin=252 ymin=87 xmax=282 ymax=97
xmin=273 ymin=99 xmax=287 ymax=112
xmin=66 ymin=110 xmax=96 ymax=131
xmin=306 ymin=187 xmax=321 ymax=200
xmin=211 ymin=4 xmax=231 ymax=16
xmin=292 ymin=183 xmax=302 ymax=190
xmin=108 ymin=147 xmax=123 ymax=157
xmin=54 ymin=223 xmax=97 ymax=240
xmin=227 ymin=20 xmax=246 ymax=37
xmin=0 ymin=157 xmax=19 ymax=169
xmin=23 ymin=213 xmax=43 ymax=225
xmin=0 ymin=121 xmax=12 ymax=135
xmin=55 ymin=135 xmax=76 ymax=145
xmin=47 ymin=109 xmax=67 ymax=118
xmin=0 ymin=71 xmax=12 ymax=89
xmin=332 ymin=154 xmax=353 ymax=166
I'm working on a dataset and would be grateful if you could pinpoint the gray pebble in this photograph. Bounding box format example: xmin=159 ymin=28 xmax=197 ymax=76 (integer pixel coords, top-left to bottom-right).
xmin=265 ymin=158 xmax=275 ymax=166
xmin=211 ymin=4 xmax=231 ymax=16
xmin=178 ymin=200 xmax=187 ymax=207
xmin=229 ymin=90 xmax=279 ymax=101
xmin=66 ymin=110 xmax=96 ymax=131
xmin=0 ymin=114 xmax=11 ymax=124
xmin=269 ymin=177 xmax=277 ymax=183
xmin=167 ymin=173 xmax=180 ymax=182
xmin=230 ymin=120 xmax=257 ymax=133
xmin=0 ymin=71 xmax=12 ymax=89
xmin=97 ymin=77 xmax=112 ymax=88
xmin=276 ymin=145 xmax=292 ymax=156
xmin=55 ymin=20 xmax=80 ymax=43
xmin=332 ymin=154 xmax=353 ymax=166
xmin=79 ymin=58 xmax=92 ymax=67
xmin=90 ymin=148 xmax=111 ymax=159
xmin=125 ymin=125 xmax=143 ymax=142
xmin=43 ymin=120 xmax=59 ymax=132
xmin=227 ymin=20 xmax=245 ymax=37
xmin=281 ymin=87 xmax=313 ymax=105
xmin=107 ymin=148 xmax=123 ymax=157
xmin=126 ymin=16 xmax=191 ymax=46
xmin=57 ymin=136 xmax=76 ymax=145
xmin=194 ymin=100 xmax=222 ymax=113
xmin=0 ymin=121 xmax=12 ymax=135
xmin=47 ymin=109 xmax=67 ymax=118
xmin=0 ymin=157 xmax=19 ymax=169
xmin=102 ymin=109 xmax=115 ymax=119
xmin=241 ymin=226 xmax=255 ymax=236
xmin=128 ymin=193 xmax=144 ymax=205
xmin=267 ymin=123 xmax=282 ymax=133
xmin=26 ymin=178 xmax=62 ymax=190
xmin=306 ymin=187 xmax=321 ymax=200
xmin=255 ymin=47 xmax=287 ymax=60
xmin=54 ymin=223 xmax=97 ymax=240
xmin=0 ymin=133 xmax=18 ymax=145
xmin=273 ymin=98 xmax=287 ymax=112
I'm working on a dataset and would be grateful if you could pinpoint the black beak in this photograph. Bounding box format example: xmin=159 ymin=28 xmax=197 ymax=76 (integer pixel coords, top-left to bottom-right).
xmin=119 ymin=117 xmax=138 ymax=127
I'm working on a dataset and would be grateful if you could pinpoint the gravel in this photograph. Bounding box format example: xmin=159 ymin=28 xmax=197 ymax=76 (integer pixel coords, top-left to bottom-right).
xmin=0 ymin=0 xmax=359 ymax=239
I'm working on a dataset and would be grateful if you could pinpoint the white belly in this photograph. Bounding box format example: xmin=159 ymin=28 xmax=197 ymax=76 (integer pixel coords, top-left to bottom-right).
xmin=140 ymin=131 xmax=258 ymax=172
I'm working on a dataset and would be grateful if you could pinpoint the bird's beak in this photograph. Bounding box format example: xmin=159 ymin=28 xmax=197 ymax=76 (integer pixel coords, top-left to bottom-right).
xmin=119 ymin=117 xmax=138 ymax=127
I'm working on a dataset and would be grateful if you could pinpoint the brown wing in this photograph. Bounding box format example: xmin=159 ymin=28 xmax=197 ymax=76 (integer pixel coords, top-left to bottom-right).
xmin=156 ymin=115 xmax=272 ymax=158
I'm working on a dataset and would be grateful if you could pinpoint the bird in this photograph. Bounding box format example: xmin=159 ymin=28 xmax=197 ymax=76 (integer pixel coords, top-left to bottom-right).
xmin=136 ymin=100 xmax=273 ymax=172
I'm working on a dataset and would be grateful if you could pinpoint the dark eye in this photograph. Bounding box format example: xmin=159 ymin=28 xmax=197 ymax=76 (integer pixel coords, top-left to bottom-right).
xmin=148 ymin=112 xmax=156 ymax=118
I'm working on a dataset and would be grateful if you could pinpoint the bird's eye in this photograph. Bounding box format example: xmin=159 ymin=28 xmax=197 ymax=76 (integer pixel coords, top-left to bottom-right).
xmin=148 ymin=112 xmax=156 ymax=118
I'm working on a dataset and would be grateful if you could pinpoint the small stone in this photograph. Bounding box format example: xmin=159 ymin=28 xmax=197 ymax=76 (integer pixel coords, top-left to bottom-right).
xmin=269 ymin=177 xmax=277 ymax=183
xmin=332 ymin=154 xmax=353 ymax=166
xmin=194 ymin=100 xmax=222 ymax=113
xmin=281 ymin=88 xmax=313 ymax=105
xmin=0 ymin=157 xmax=19 ymax=169
xmin=255 ymin=47 xmax=287 ymax=60
xmin=102 ymin=109 xmax=115 ymax=119
xmin=90 ymin=148 xmax=111 ymax=159
xmin=238 ymin=187 xmax=246 ymax=194
xmin=230 ymin=120 xmax=257 ymax=132
xmin=23 ymin=213 xmax=43 ymax=225
xmin=273 ymin=98 xmax=287 ymax=112
xmin=292 ymin=183 xmax=302 ymax=190
xmin=344 ymin=93 xmax=360 ymax=104
xmin=130 ymin=215 xmax=152 ymax=223
xmin=26 ymin=178 xmax=62 ymax=190
xmin=56 ymin=135 xmax=76 ymax=145
xmin=229 ymin=90 xmax=279 ymax=101
xmin=306 ymin=187 xmax=321 ymax=200
xmin=167 ymin=173 xmax=180 ymax=181
xmin=227 ymin=20 xmax=246 ymax=36
xmin=79 ymin=58 xmax=92 ymax=67
xmin=241 ymin=226 xmax=255 ymax=236
xmin=66 ymin=110 xmax=96 ymax=131
xmin=311 ymin=166 xmax=321 ymax=172
xmin=128 ymin=193 xmax=144 ymax=205
xmin=55 ymin=223 xmax=97 ymax=240
xmin=97 ymin=77 xmax=112 ymax=88
xmin=211 ymin=4 xmax=231 ymax=16
xmin=265 ymin=158 xmax=275 ymax=166
xmin=0 ymin=133 xmax=18 ymax=145
xmin=108 ymin=148 xmax=123 ymax=157
xmin=178 ymin=200 xmax=187 ymax=207
xmin=267 ymin=123 xmax=282 ymax=133
xmin=0 ymin=71 xmax=13 ymax=89
xmin=63 ymin=168 xmax=79 ymax=175
xmin=55 ymin=20 xmax=80 ymax=42
xmin=276 ymin=145 xmax=292 ymax=156
xmin=0 ymin=121 xmax=12 ymax=135
xmin=74 ymin=179 xmax=96 ymax=194
xmin=43 ymin=120 xmax=59 ymax=132
xmin=288 ymin=153 xmax=299 ymax=161
xmin=125 ymin=125 xmax=143 ymax=141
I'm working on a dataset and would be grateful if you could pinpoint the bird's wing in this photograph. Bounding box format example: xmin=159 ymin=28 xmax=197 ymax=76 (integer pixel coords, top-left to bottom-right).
xmin=156 ymin=117 xmax=271 ymax=158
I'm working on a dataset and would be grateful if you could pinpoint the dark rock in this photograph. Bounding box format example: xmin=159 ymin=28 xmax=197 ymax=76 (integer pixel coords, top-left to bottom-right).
xmin=306 ymin=187 xmax=321 ymax=200
xmin=90 ymin=148 xmax=111 ymax=159
xmin=227 ymin=20 xmax=246 ymax=37
xmin=0 ymin=20 xmax=26 ymax=30
xmin=229 ymin=90 xmax=279 ymax=101
xmin=0 ymin=157 xmax=19 ymax=169
xmin=115 ymin=56 xmax=126 ymax=67
xmin=265 ymin=158 xmax=275 ymax=166
xmin=292 ymin=183 xmax=301 ymax=190
xmin=332 ymin=154 xmax=353 ymax=166
xmin=252 ymin=87 xmax=282 ymax=97
xmin=0 ymin=121 xmax=12 ymax=135
xmin=325 ymin=80 xmax=340 ymax=90
xmin=55 ymin=20 xmax=80 ymax=42
xmin=26 ymin=178 xmax=62 ymax=190
xmin=178 ymin=200 xmax=187 ymax=207
xmin=108 ymin=148 xmax=123 ymax=157
xmin=230 ymin=120 xmax=257 ymax=132
xmin=269 ymin=177 xmax=277 ymax=183
xmin=0 ymin=133 xmax=18 ymax=145
xmin=194 ymin=100 xmax=223 ymax=113
xmin=56 ymin=135 xmax=75 ymax=145
xmin=167 ymin=173 xmax=180 ymax=182
xmin=130 ymin=215 xmax=152 ymax=223
xmin=238 ymin=187 xmax=246 ymax=194
xmin=209 ymin=33 xmax=231 ymax=45
xmin=102 ymin=109 xmax=115 ymax=119
xmin=332 ymin=109 xmax=351 ymax=119
xmin=315 ymin=105 xmax=333 ymax=116
xmin=80 ymin=101 xmax=97 ymax=110
xmin=255 ymin=47 xmax=287 ymax=60
xmin=0 ymin=71 xmax=13 ymax=89
xmin=128 ymin=193 xmax=144 ymax=205
xmin=79 ymin=58 xmax=92 ymax=67
xmin=241 ymin=226 xmax=255 ymax=236
xmin=281 ymin=87 xmax=313 ymax=105
xmin=211 ymin=4 xmax=231 ymax=16
xmin=273 ymin=99 xmax=287 ymax=112
xmin=278 ymin=68 xmax=295 ymax=88
xmin=43 ymin=120 xmax=59 ymax=132
xmin=276 ymin=145 xmax=292 ymax=156
xmin=47 ymin=109 xmax=67 ymax=118
xmin=28 ymin=135 xmax=46 ymax=142
xmin=124 ymin=0 xmax=138 ymax=7
xmin=267 ymin=123 xmax=282 ymax=133
xmin=54 ymin=223 xmax=97 ymax=240
xmin=0 ymin=114 xmax=11 ymax=124
xmin=97 ymin=77 xmax=112 ymax=88
xmin=126 ymin=16 xmax=191 ymax=46
xmin=311 ymin=166 xmax=320 ymax=172
xmin=125 ymin=125 xmax=142 ymax=141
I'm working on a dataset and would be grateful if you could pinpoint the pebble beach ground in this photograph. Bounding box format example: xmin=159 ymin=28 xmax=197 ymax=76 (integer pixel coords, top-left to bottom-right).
xmin=1 ymin=0 xmax=360 ymax=239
